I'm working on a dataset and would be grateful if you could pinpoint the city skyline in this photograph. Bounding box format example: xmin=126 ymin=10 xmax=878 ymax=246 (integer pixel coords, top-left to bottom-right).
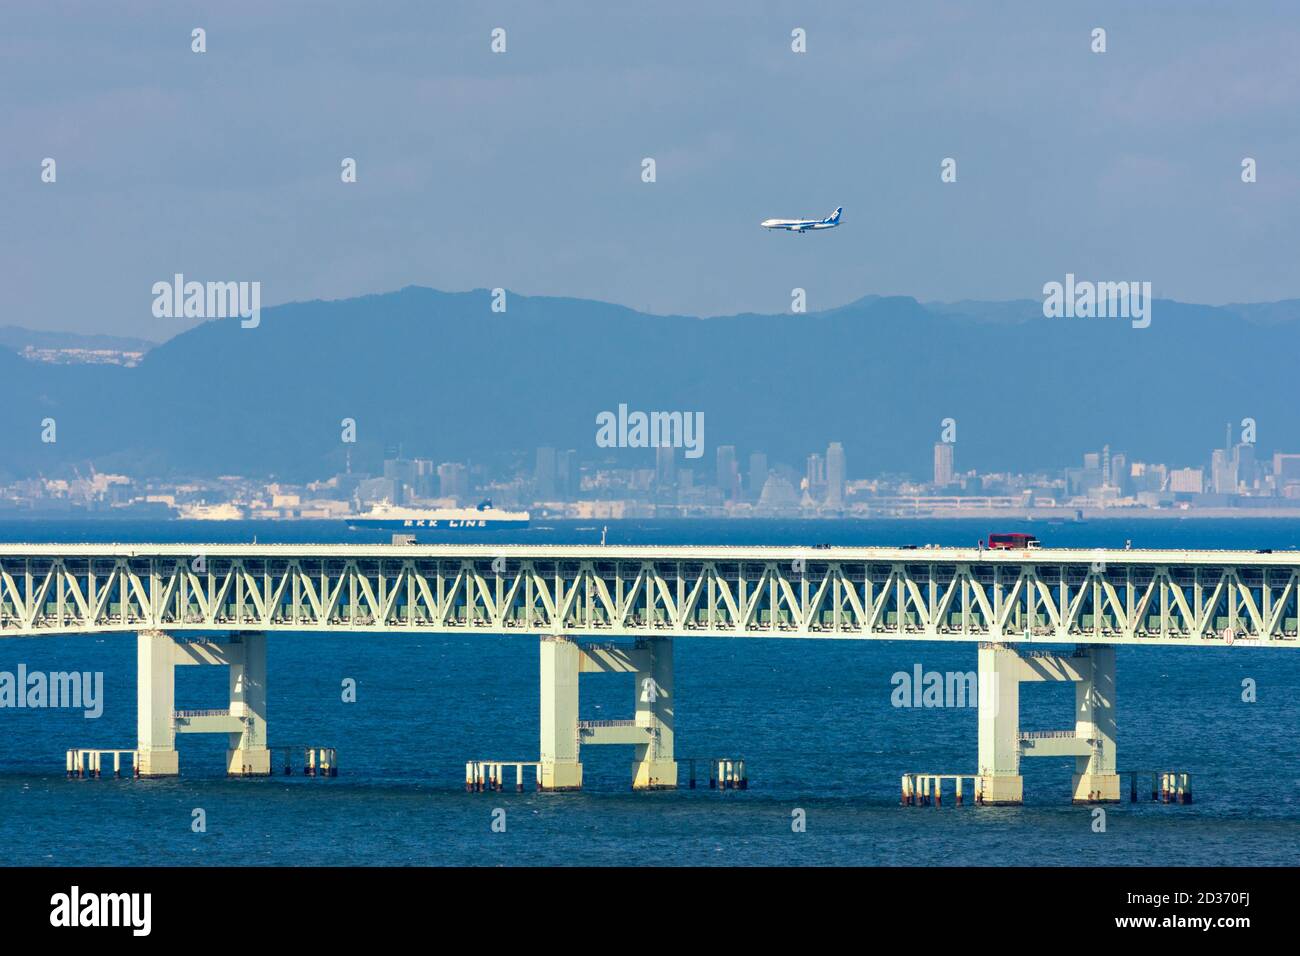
xmin=7 ymin=422 xmax=1299 ymax=521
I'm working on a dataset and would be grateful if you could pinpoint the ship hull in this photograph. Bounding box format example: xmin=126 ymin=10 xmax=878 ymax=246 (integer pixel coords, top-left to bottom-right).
xmin=347 ymin=517 xmax=530 ymax=531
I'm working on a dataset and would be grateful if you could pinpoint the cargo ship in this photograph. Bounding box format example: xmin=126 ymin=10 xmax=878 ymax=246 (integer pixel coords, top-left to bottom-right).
xmin=346 ymin=499 xmax=530 ymax=532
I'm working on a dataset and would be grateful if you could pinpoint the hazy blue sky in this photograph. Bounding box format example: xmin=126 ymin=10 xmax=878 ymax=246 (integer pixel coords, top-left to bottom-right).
xmin=4 ymin=1 xmax=1299 ymax=339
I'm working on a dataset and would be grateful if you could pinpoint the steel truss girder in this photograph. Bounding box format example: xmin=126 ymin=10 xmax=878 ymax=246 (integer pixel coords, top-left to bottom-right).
xmin=0 ymin=550 xmax=1298 ymax=647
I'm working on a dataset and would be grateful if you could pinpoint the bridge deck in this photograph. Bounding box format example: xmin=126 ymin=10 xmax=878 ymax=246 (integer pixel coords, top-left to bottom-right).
xmin=0 ymin=542 xmax=1298 ymax=564
xmin=2 ymin=543 xmax=1298 ymax=645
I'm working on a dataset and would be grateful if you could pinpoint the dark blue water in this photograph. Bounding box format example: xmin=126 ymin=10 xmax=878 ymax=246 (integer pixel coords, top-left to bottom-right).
xmin=2 ymin=518 xmax=1298 ymax=865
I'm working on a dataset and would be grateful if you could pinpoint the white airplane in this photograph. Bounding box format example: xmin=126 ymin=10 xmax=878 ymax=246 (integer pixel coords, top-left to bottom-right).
xmin=760 ymin=206 xmax=843 ymax=233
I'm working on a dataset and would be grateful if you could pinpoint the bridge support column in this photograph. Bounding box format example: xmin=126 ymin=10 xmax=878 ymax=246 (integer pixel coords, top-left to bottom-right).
xmin=136 ymin=630 xmax=179 ymax=777
xmin=226 ymin=633 xmax=271 ymax=776
xmin=1071 ymin=647 xmax=1119 ymax=803
xmin=631 ymin=637 xmax=677 ymax=790
xmin=136 ymin=630 xmax=273 ymax=777
xmin=539 ymin=636 xmax=583 ymax=791
xmin=976 ymin=643 xmax=1022 ymax=805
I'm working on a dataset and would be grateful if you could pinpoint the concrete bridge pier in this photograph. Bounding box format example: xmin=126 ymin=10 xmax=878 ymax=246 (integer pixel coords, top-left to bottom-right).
xmin=225 ymin=633 xmax=270 ymax=777
xmin=1070 ymin=646 xmax=1119 ymax=804
xmin=631 ymin=637 xmax=676 ymax=790
xmin=539 ymin=636 xmax=583 ymax=791
xmin=976 ymin=643 xmax=1120 ymax=805
xmin=538 ymin=635 xmax=677 ymax=791
xmin=135 ymin=630 xmax=270 ymax=777
xmin=137 ymin=630 xmax=180 ymax=777
xmin=976 ymin=643 xmax=1023 ymax=805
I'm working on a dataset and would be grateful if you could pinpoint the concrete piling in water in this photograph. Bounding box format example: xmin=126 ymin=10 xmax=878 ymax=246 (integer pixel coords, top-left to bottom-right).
xmin=68 ymin=745 xmax=350 ymax=782
xmin=901 ymin=773 xmax=982 ymax=808
xmin=1110 ymin=769 xmax=1194 ymax=805
xmin=464 ymin=761 xmax=542 ymax=793
xmin=710 ymin=758 xmax=746 ymax=790
xmin=460 ymin=754 xmax=739 ymax=794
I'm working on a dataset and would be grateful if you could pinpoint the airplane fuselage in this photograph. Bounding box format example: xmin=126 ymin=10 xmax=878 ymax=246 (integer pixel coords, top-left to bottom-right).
xmin=760 ymin=207 xmax=843 ymax=233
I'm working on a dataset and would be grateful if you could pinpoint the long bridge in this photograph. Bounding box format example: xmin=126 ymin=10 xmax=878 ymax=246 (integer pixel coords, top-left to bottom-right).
xmin=3 ymin=542 xmax=1299 ymax=644
xmin=3 ymin=542 xmax=1296 ymax=802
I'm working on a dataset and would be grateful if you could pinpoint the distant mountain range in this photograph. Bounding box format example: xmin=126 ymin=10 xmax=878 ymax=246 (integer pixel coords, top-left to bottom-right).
xmin=1 ymin=287 xmax=1298 ymax=482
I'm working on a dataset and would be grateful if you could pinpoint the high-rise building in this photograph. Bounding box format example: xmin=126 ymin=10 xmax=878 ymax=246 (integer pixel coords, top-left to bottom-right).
xmin=437 ymin=462 xmax=469 ymax=501
xmin=805 ymin=453 xmax=826 ymax=501
xmin=535 ymin=447 xmax=557 ymax=499
xmin=825 ymin=442 xmax=846 ymax=508
xmin=1211 ymin=448 xmax=1237 ymax=495
xmin=412 ymin=458 xmax=436 ymax=498
xmin=747 ymin=451 xmax=768 ymax=501
xmin=656 ymin=445 xmax=677 ymax=489
xmin=383 ymin=457 xmax=417 ymax=503
xmin=1131 ymin=462 xmax=1166 ymax=494
xmin=556 ymin=449 xmax=577 ymax=499
xmin=1274 ymin=453 xmax=1300 ymax=479
xmin=1109 ymin=452 xmax=1128 ymax=495
xmin=933 ymin=442 xmax=954 ymax=487
xmin=1169 ymin=467 xmax=1204 ymax=494
xmin=716 ymin=445 xmax=739 ymax=500
xmin=1235 ymin=443 xmax=1257 ymax=491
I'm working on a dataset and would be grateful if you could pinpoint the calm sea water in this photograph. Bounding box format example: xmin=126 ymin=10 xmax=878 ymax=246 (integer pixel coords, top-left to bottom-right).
xmin=1 ymin=517 xmax=1298 ymax=866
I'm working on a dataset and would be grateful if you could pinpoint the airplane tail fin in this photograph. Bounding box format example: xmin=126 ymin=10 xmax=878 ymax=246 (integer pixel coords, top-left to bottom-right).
xmin=828 ymin=206 xmax=843 ymax=223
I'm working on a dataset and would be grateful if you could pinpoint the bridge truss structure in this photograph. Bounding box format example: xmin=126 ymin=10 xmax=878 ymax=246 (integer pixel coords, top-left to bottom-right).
xmin=1 ymin=543 xmax=1298 ymax=648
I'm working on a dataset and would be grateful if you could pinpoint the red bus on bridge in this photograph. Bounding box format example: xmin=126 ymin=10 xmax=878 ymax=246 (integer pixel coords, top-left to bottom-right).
xmin=986 ymin=532 xmax=1041 ymax=550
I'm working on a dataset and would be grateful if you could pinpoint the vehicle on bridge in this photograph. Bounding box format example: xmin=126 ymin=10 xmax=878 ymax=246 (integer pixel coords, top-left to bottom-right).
xmin=987 ymin=532 xmax=1041 ymax=550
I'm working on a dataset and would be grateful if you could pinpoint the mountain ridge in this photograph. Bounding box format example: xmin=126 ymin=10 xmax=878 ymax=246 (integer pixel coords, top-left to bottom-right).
xmin=0 ymin=286 xmax=1293 ymax=482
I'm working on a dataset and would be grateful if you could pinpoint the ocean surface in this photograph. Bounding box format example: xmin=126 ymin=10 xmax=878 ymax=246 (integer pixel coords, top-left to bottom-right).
xmin=1 ymin=517 xmax=1298 ymax=866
